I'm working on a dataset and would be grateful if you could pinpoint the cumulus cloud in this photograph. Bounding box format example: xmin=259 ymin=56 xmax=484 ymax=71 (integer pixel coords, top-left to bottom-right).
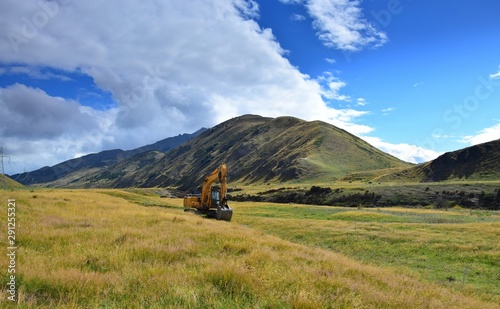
xmin=279 ymin=0 xmax=388 ymax=51
xmin=0 ymin=0 xmax=382 ymax=173
xmin=317 ymin=72 xmax=351 ymax=102
xmin=0 ymin=0 xmax=440 ymax=175
xmin=0 ymin=84 xmax=115 ymax=173
xmin=459 ymin=123 xmax=500 ymax=145
xmin=302 ymin=0 xmax=387 ymax=51
xmin=0 ymin=84 xmax=99 ymax=139
xmin=363 ymin=136 xmax=442 ymax=164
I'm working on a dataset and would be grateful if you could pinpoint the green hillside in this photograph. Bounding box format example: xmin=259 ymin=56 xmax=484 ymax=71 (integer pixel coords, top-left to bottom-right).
xmin=64 ymin=115 xmax=409 ymax=189
xmin=379 ymin=138 xmax=500 ymax=182
xmin=0 ymin=174 xmax=24 ymax=189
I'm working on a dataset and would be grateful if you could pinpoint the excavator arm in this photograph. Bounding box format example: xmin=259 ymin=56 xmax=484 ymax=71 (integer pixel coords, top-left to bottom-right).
xmin=200 ymin=164 xmax=223 ymax=209
xmin=219 ymin=164 xmax=228 ymax=207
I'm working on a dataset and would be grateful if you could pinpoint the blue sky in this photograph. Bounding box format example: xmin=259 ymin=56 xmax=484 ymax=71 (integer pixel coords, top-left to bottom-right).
xmin=1 ymin=0 xmax=499 ymax=174
xmin=257 ymin=0 xmax=500 ymax=152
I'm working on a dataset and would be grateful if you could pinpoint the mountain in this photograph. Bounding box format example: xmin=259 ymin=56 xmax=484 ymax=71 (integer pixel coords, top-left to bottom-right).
xmin=65 ymin=115 xmax=410 ymax=189
xmin=1 ymin=174 xmax=24 ymax=189
xmin=10 ymin=128 xmax=207 ymax=186
xmin=416 ymin=138 xmax=500 ymax=181
xmin=379 ymin=138 xmax=500 ymax=182
xmin=130 ymin=128 xmax=207 ymax=153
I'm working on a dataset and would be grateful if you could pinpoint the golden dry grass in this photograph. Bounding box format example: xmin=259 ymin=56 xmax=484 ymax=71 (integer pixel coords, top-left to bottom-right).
xmin=0 ymin=189 xmax=498 ymax=308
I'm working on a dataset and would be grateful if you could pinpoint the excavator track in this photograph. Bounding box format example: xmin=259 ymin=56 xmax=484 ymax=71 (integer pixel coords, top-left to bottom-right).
xmin=189 ymin=206 xmax=232 ymax=221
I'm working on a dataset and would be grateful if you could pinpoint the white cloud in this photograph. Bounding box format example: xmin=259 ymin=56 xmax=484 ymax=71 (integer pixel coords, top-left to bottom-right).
xmin=232 ymin=0 xmax=260 ymax=18
xmin=490 ymin=66 xmax=500 ymax=80
xmin=356 ymin=97 xmax=367 ymax=106
xmin=381 ymin=107 xmax=395 ymax=114
xmin=304 ymin=0 xmax=388 ymax=51
xmin=279 ymin=0 xmax=388 ymax=51
xmin=291 ymin=13 xmax=306 ymax=21
xmin=279 ymin=0 xmax=303 ymax=4
xmin=0 ymin=84 xmax=115 ymax=173
xmin=317 ymin=72 xmax=351 ymax=101
xmin=0 ymin=0 xmax=377 ymax=173
xmin=431 ymin=132 xmax=456 ymax=140
xmin=459 ymin=123 xmax=500 ymax=145
xmin=0 ymin=84 xmax=100 ymax=139
xmin=363 ymin=136 xmax=442 ymax=164
xmin=0 ymin=66 xmax=73 ymax=81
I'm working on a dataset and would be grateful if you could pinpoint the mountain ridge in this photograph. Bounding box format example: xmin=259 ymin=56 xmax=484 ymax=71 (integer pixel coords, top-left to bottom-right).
xmin=58 ymin=114 xmax=410 ymax=189
xmin=378 ymin=138 xmax=500 ymax=182
xmin=10 ymin=128 xmax=207 ymax=186
xmin=418 ymin=138 xmax=500 ymax=181
xmin=9 ymin=115 xmax=500 ymax=189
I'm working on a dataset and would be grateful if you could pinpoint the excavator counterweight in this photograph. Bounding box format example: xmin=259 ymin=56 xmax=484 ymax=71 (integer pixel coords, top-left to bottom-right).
xmin=183 ymin=163 xmax=233 ymax=221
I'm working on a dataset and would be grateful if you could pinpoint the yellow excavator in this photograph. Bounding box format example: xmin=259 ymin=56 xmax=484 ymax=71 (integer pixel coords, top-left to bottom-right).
xmin=183 ymin=163 xmax=233 ymax=221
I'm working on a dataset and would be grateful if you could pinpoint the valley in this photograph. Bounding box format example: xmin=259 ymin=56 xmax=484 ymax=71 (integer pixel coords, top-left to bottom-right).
xmin=2 ymin=114 xmax=499 ymax=307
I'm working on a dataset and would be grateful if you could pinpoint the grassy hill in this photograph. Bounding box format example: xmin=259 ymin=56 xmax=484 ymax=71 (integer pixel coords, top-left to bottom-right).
xmin=0 ymin=174 xmax=24 ymax=189
xmin=379 ymin=138 xmax=500 ymax=182
xmin=0 ymin=189 xmax=498 ymax=308
xmin=65 ymin=115 xmax=409 ymax=189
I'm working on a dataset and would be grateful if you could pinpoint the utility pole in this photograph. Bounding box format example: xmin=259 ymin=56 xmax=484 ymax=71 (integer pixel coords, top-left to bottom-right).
xmin=0 ymin=147 xmax=9 ymax=190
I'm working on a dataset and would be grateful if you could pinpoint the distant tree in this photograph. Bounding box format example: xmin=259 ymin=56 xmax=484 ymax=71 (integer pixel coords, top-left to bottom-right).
xmin=435 ymin=195 xmax=447 ymax=209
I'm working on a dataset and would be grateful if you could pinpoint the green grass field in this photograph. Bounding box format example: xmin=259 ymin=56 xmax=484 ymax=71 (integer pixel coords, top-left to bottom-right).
xmin=235 ymin=203 xmax=500 ymax=298
xmin=0 ymin=188 xmax=499 ymax=308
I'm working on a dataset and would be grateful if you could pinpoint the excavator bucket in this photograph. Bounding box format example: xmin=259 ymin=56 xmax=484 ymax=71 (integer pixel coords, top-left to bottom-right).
xmin=216 ymin=205 xmax=233 ymax=221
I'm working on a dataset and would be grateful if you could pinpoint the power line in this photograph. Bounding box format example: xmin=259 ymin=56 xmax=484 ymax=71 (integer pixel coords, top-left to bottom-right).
xmin=1 ymin=147 xmax=10 ymax=190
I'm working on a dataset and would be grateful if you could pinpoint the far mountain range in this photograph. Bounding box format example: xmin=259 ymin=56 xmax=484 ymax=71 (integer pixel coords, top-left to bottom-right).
xmin=9 ymin=128 xmax=207 ymax=186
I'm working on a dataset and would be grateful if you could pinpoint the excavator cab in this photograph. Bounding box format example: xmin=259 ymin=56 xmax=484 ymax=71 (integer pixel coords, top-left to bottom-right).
xmin=211 ymin=186 xmax=221 ymax=207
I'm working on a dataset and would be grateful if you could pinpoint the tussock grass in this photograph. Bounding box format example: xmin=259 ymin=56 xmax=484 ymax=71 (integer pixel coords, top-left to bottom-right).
xmin=0 ymin=189 xmax=498 ymax=308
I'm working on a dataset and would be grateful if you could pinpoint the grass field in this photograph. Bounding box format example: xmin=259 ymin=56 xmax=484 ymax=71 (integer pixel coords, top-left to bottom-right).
xmin=0 ymin=188 xmax=499 ymax=308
